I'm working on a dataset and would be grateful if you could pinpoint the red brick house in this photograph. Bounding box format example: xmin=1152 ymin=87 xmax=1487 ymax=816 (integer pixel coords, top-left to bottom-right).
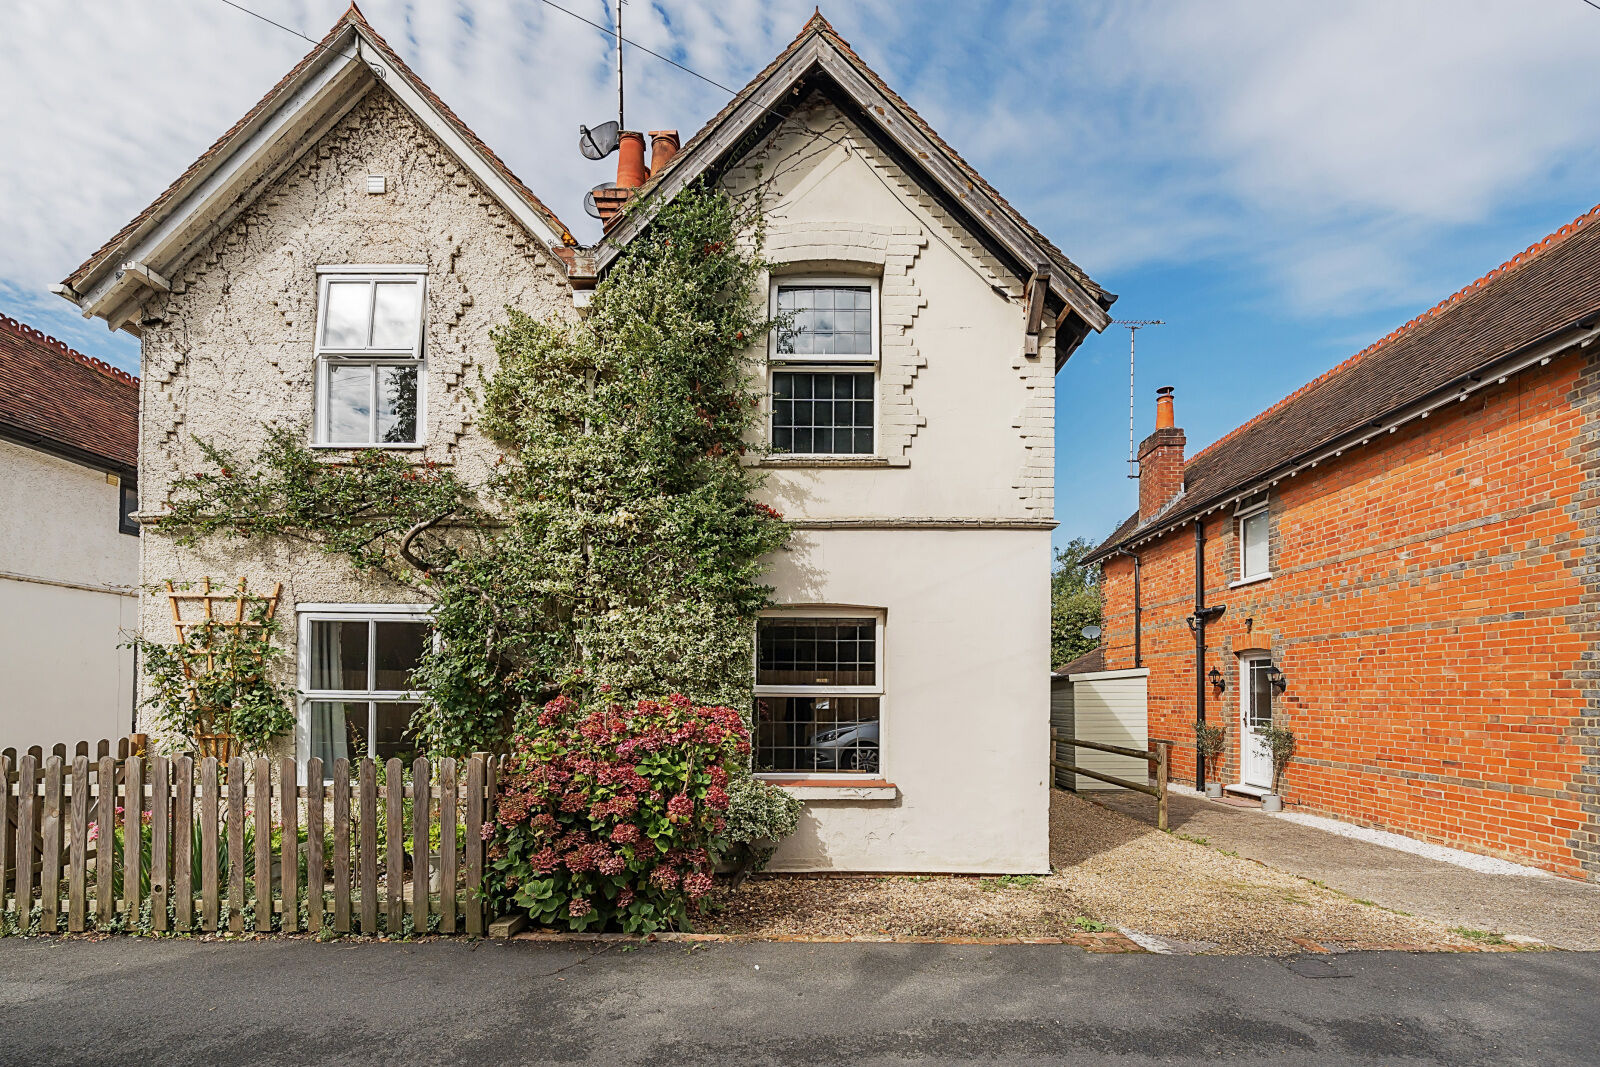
xmin=1085 ymin=205 xmax=1600 ymax=881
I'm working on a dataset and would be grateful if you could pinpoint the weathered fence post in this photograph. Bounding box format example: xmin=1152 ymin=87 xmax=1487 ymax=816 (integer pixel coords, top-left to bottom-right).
xmin=175 ymin=757 xmax=194 ymax=932
xmin=253 ymin=757 xmax=272 ymax=932
xmin=279 ymin=756 xmax=299 ymax=933
xmin=464 ymin=755 xmax=484 ymax=936
xmin=96 ymin=755 xmax=115 ymax=926
xmin=306 ymin=757 xmax=325 ymax=933
xmin=122 ymin=754 xmax=143 ymax=924
xmin=68 ymin=756 xmax=88 ymax=932
xmin=1155 ymin=742 xmax=1170 ymax=832
xmin=227 ymin=756 xmax=245 ymax=933
xmin=439 ymin=757 xmax=458 ymax=935
xmin=358 ymin=759 xmax=377 ymax=935
xmin=201 ymin=757 xmax=220 ymax=932
xmin=15 ymin=755 xmax=37 ymax=928
xmin=335 ymin=758 xmax=354 ymax=934
xmin=0 ymin=755 xmax=12 ymax=925
xmin=151 ymin=756 xmax=170 ymax=932
xmin=40 ymin=756 xmax=63 ymax=933
xmin=385 ymin=757 xmax=404 ymax=934
xmin=412 ymin=756 xmax=431 ymax=934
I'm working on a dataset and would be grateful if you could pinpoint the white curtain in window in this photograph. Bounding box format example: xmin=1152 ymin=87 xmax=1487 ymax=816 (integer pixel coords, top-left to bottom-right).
xmin=1242 ymin=511 xmax=1269 ymax=577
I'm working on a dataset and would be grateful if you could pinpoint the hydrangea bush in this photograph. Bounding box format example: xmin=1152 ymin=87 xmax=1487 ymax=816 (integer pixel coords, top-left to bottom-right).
xmin=485 ymin=694 xmax=750 ymax=932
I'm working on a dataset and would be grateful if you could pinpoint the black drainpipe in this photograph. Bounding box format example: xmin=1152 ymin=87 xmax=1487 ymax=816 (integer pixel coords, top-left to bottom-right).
xmin=1114 ymin=547 xmax=1142 ymax=667
xmin=1189 ymin=519 xmax=1224 ymax=790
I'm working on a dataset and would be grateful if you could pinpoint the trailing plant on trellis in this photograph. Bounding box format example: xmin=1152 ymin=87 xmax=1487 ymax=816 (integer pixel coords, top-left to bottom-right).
xmin=130 ymin=578 xmax=294 ymax=758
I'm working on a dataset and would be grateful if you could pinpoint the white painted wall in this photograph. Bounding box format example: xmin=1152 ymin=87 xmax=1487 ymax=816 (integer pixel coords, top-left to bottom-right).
xmin=0 ymin=438 xmax=138 ymax=750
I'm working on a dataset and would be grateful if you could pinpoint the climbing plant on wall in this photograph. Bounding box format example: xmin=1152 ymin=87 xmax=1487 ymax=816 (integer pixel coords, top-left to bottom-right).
xmin=155 ymin=183 xmax=800 ymax=848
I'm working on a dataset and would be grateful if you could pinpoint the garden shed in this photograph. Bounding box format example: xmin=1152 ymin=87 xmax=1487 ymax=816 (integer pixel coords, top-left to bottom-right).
xmin=1051 ymin=650 xmax=1149 ymax=791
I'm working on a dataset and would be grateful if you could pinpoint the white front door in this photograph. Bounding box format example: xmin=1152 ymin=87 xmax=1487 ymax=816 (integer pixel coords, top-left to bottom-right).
xmin=1239 ymin=655 xmax=1274 ymax=789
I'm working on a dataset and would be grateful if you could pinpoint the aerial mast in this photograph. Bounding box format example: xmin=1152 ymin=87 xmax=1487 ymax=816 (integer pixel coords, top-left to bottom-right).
xmin=1113 ymin=319 xmax=1165 ymax=478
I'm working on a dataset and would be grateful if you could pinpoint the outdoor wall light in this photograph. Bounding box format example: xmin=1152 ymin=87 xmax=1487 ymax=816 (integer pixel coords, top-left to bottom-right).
xmin=1208 ymin=666 xmax=1226 ymax=692
xmin=1267 ymin=665 xmax=1288 ymax=693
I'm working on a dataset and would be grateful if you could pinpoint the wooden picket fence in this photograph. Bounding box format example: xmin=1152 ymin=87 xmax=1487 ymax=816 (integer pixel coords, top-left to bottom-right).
xmin=1 ymin=746 xmax=504 ymax=937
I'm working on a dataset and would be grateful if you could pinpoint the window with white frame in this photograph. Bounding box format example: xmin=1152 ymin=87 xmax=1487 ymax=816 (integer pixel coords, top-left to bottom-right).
xmin=314 ymin=269 xmax=426 ymax=446
xmin=770 ymin=280 xmax=878 ymax=455
xmin=754 ymin=613 xmax=883 ymax=775
xmin=299 ymin=608 xmax=430 ymax=776
xmin=1238 ymin=504 xmax=1270 ymax=581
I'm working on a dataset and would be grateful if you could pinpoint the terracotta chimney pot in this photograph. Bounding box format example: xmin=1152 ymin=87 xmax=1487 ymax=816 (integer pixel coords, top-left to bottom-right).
xmin=617 ymin=131 xmax=648 ymax=189
xmin=1155 ymin=385 xmax=1175 ymax=429
xmin=649 ymin=130 xmax=680 ymax=174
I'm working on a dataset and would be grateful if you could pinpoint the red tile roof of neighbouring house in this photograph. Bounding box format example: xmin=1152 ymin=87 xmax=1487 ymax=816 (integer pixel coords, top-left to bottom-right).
xmin=1087 ymin=202 xmax=1600 ymax=563
xmin=0 ymin=313 xmax=138 ymax=473
xmin=1054 ymin=647 xmax=1105 ymax=677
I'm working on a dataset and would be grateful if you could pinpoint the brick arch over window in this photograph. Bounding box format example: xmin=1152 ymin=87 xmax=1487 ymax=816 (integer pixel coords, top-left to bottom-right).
xmin=764 ymin=223 xmax=927 ymax=466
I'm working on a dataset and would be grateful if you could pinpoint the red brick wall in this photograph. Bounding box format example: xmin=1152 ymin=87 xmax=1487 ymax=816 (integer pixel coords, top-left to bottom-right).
xmin=1099 ymin=350 xmax=1600 ymax=880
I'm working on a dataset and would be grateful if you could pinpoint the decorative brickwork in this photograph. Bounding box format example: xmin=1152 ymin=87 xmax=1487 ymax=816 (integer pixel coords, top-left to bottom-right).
xmin=1101 ymin=354 xmax=1599 ymax=880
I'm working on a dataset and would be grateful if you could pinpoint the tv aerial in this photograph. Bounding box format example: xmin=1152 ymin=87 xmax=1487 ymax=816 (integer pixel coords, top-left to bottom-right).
xmin=579 ymin=121 xmax=620 ymax=161
xmin=1112 ymin=319 xmax=1165 ymax=479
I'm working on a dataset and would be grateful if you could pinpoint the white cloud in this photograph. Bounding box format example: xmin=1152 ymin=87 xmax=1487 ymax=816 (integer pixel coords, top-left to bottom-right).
xmin=1 ymin=0 xmax=1597 ymax=339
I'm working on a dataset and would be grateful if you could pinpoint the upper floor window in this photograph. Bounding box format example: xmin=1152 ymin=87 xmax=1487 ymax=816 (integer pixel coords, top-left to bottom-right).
xmin=314 ymin=268 xmax=426 ymax=447
xmin=770 ymin=280 xmax=878 ymax=456
xmin=754 ymin=612 xmax=884 ymax=775
xmin=1237 ymin=504 xmax=1270 ymax=581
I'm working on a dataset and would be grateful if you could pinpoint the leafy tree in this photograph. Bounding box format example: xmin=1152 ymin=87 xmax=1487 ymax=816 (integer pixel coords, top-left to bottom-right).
xmin=1050 ymin=536 xmax=1103 ymax=667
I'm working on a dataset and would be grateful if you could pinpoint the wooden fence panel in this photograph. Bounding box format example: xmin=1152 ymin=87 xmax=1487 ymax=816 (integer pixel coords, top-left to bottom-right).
xmin=439 ymin=757 xmax=457 ymax=934
xmin=150 ymin=756 xmax=170 ymax=932
xmin=201 ymin=758 xmax=220 ymax=932
xmin=40 ymin=756 xmax=62 ymax=933
xmin=359 ymin=760 xmax=377 ymax=935
xmin=0 ymin=755 xmax=11 ymax=921
xmin=3 ymin=749 xmax=495 ymax=939
xmin=68 ymin=756 xmax=88 ymax=932
xmin=305 ymin=757 xmax=324 ymax=934
xmin=227 ymin=756 xmax=245 ymax=933
xmin=334 ymin=759 xmax=352 ymax=934
xmin=253 ymin=758 xmax=271 ymax=932
xmin=385 ymin=758 xmax=403 ymax=934
xmin=464 ymin=756 xmax=484 ymax=936
xmin=122 ymin=755 xmax=142 ymax=923
xmin=412 ymin=756 xmax=430 ymax=932
xmin=279 ymin=757 xmax=298 ymax=933
xmin=175 ymin=758 xmax=193 ymax=932
xmin=15 ymin=755 xmax=37 ymax=926
xmin=96 ymin=756 xmax=115 ymax=925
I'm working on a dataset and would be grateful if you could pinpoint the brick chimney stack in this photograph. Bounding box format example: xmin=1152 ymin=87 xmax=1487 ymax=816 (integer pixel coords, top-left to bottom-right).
xmin=1138 ymin=386 xmax=1186 ymax=523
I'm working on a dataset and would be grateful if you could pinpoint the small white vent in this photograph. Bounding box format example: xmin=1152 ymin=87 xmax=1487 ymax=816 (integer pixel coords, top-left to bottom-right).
xmin=366 ymin=175 xmax=387 ymax=195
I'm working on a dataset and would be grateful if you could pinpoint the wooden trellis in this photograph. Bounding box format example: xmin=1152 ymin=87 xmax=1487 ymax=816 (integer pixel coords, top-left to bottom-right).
xmin=164 ymin=578 xmax=283 ymax=762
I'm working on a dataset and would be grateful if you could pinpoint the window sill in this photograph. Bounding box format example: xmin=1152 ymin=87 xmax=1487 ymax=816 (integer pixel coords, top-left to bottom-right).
xmin=1229 ymin=573 xmax=1273 ymax=589
xmin=754 ymin=456 xmax=901 ymax=469
xmin=760 ymin=777 xmax=898 ymax=801
xmin=311 ymin=443 xmax=431 ymax=452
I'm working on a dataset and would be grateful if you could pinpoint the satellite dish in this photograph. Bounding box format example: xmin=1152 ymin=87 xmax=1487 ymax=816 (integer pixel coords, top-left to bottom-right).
xmin=579 ymin=121 xmax=621 ymax=161
xmin=1080 ymin=625 xmax=1103 ymax=641
xmin=584 ymin=182 xmax=621 ymax=219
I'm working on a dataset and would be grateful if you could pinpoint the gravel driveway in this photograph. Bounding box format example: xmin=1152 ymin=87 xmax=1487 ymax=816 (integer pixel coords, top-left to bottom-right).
xmin=708 ymin=790 xmax=1474 ymax=954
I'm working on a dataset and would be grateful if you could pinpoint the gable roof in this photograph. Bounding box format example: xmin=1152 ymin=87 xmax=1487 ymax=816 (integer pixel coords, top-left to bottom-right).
xmin=1087 ymin=202 xmax=1600 ymax=564
xmin=59 ymin=4 xmax=575 ymax=333
xmin=1053 ymin=646 xmax=1105 ymax=678
xmin=0 ymin=313 xmax=138 ymax=474
xmin=594 ymin=13 xmax=1114 ymax=362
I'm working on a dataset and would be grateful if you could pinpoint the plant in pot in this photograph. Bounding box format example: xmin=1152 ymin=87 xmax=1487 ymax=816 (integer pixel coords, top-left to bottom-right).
xmin=1255 ymin=724 xmax=1297 ymax=812
xmin=1193 ymin=720 xmax=1228 ymax=798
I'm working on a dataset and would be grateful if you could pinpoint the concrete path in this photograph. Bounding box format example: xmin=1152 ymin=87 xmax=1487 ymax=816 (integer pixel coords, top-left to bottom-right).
xmin=1089 ymin=789 xmax=1600 ymax=950
xmin=1 ymin=938 xmax=1596 ymax=1065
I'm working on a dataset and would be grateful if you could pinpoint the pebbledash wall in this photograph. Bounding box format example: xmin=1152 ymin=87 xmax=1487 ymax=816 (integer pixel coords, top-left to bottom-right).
xmin=132 ymin=88 xmax=574 ymax=752
xmin=131 ymin=85 xmax=1054 ymax=872
xmin=1100 ymin=348 xmax=1600 ymax=880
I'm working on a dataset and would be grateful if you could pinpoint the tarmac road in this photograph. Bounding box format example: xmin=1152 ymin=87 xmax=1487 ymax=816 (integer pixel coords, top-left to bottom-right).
xmin=0 ymin=937 xmax=1593 ymax=1065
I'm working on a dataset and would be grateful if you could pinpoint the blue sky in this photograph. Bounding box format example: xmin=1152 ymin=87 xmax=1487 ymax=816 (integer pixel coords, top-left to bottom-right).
xmin=5 ymin=1 xmax=1599 ymax=551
